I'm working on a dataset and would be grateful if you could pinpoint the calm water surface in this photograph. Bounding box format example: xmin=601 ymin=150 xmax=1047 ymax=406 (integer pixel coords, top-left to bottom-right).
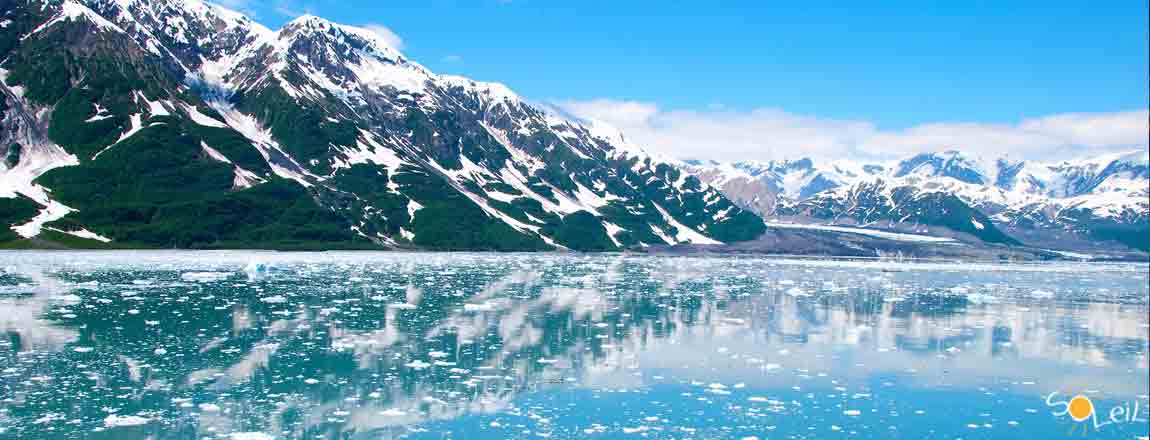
xmin=0 ymin=252 xmax=1147 ymax=439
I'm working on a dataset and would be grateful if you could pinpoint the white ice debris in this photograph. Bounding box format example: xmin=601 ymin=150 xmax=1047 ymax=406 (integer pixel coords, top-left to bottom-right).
xmin=103 ymin=414 xmax=151 ymax=427
xmin=230 ymin=433 xmax=275 ymax=440
xmin=181 ymin=272 xmax=232 ymax=282
xmin=463 ymin=303 xmax=496 ymax=312
xmin=379 ymin=409 xmax=408 ymax=417
xmin=404 ymin=360 xmax=431 ymax=370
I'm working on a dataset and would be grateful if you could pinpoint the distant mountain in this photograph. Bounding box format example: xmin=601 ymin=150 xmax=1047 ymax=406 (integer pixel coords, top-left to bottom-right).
xmin=685 ymin=150 xmax=1150 ymax=252
xmin=0 ymin=0 xmax=764 ymax=250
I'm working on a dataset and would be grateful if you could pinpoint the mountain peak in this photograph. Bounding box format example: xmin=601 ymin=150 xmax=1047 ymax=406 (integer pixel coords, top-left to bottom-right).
xmin=280 ymin=15 xmax=403 ymax=54
xmin=286 ymin=13 xmax=324 ymax=24
xmin=32 ymin=0 xmax=126 ymax=36
xmin=894 ymin=150 xmax=987 ymax=184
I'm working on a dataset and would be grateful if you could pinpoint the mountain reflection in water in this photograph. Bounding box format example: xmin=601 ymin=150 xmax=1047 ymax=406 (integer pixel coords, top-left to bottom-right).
xmin=0 ymin=252 xmax=1147 ymax=439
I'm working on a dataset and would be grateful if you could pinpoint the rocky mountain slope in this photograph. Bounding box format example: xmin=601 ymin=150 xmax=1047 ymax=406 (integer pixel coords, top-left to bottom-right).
xmin=686 ymin=150 xmax=1149 ymax=251
xmin=0 ymin=0 xmax=764 ymax=250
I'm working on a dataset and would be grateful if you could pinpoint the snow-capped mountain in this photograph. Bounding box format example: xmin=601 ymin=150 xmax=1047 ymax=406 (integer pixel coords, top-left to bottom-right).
xmin=0 ymin=0 xmax=764 ymax=250
xmin=686 ymin=150 xmax=1149 ymax=251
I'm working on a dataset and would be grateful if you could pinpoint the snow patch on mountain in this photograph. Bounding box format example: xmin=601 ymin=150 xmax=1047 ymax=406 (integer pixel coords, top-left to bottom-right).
xmin=28 ymin=0 xmax=126 ymax=38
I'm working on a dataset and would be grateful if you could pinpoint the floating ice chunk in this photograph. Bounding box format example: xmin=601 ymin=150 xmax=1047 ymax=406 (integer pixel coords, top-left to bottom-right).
xmin=966 ymin=293 xmax=999 ymax=304
xmin=104 ymin=414 xmax=150 ymax=427
xmin=181 ymin=272 xmax=232 ymax=282
xmin=843 ymin=410 xmax=862 ymax=416
xmin=260 ymin=295 xmax=287 ymax=304
xmin=405 ymin=285 xmax=423 ymax=306
xmin=785 ymin=287 xmax=809 ymax=297
xmin=304 ymin=378 xmax=320 ymax=384
xmin=379 ymin=409 xmax=407 ymax=417
xmin=154 ymin=348 xmax=167 ymax=355
xmin=464 ymin=303 xmax=496 ymax=312
xmin=244 ymin=261 xmax=270 ymax=280
xmin=198 ymin=403 xmax=221 ymax=412
xmin=405 ymin=360 xmax=432 ymax=370
xmin=231 ymin=433 xmax=275 ymax=440
xmin=74 ymin=346 xmax=94 ymax=353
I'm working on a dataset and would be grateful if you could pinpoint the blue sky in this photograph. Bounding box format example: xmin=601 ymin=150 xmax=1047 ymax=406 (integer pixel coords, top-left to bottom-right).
xmin=226 ymin=0 xmax=1149 ymax=161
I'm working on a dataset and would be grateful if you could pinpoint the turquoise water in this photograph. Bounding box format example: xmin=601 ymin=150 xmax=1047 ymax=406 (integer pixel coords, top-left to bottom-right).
xmin=0 ymin=252 xmax=1147 ymax=439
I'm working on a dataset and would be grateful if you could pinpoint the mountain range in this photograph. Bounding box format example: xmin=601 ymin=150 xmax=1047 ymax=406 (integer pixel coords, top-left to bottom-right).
xmin=0 ymin=0 xmax=764 ymax=251
xmin=1 ymin=0 xmax=1145 ymax=256
xmin=685 ymin=149 xmax=1149 ymax=253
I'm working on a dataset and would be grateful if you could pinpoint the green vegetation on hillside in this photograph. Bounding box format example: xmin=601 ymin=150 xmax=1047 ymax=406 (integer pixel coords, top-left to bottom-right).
xmin=38 ymin=121 xmax=368 ymax=249
xmin=395 ymin=166 xmax=552 ymax=251
xmin=0 ymin=195 xmax=40 ymax=243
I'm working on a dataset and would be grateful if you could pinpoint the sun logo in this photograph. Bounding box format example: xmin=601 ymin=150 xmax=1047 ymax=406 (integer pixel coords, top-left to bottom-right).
xmin=1065 ymin=394 xmax=1095 ymax=436
xmin=1068 ymin=395 xmax=1095 ymax=422
xmin=1047 ymin=391 xmax=1097 ymax=436
xmin=1046 ymin=390 xmax=1149 ymax=436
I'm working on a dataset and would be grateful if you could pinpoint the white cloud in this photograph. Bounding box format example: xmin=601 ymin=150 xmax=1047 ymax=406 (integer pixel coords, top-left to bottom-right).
xmin=441 ymin=54 xmax=463 ymax=63
xmin=557 ymin=99 xmax=1149 ymax=162
xmin=361 ymin=23 xmax=403 ymax=49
